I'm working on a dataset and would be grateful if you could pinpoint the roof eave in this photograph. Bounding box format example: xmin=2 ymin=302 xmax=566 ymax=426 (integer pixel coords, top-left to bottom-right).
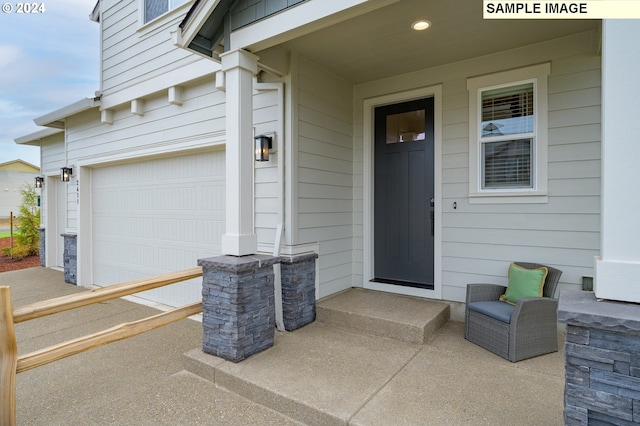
xmin=90 ymin=0 xmax=100 ymax=22
xmin=14 ymin=128 xmax=64 ymax=146
xmin=33 ymin=97 xmax=101 ymax=128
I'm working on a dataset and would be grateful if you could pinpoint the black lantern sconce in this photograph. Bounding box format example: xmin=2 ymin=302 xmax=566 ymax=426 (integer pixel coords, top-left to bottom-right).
xmin=61 ymin=167 xmax=73 ymax=182
xmin=34 ymin=176 xmax=44 ymax=189
xmin=255 ymin=135 xmax=273 ymax=162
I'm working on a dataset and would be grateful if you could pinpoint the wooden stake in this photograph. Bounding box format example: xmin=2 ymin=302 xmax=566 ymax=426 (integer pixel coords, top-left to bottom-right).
xmin=0 ymin=286 xmax=17 ymax=426
xmin=9 ymin=212 xmax=13 ymax=259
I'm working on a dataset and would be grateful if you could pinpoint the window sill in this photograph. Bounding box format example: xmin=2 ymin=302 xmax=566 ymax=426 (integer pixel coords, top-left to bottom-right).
xmin=468 ymin=191 xmax=548 ymax=204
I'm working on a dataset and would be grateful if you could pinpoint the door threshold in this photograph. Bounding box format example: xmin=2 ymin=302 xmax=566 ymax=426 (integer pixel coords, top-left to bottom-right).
xmin=370 ymin=278 xmax=434 ymax=291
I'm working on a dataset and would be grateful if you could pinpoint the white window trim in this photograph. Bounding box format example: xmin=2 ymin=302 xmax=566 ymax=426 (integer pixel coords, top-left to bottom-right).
xmin=467 ymin=63 xmax=550 ymax=204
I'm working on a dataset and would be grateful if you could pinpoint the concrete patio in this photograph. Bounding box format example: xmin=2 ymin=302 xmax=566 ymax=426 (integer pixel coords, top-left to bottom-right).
xmin=4 ymin=267 xmax=565 ymax=425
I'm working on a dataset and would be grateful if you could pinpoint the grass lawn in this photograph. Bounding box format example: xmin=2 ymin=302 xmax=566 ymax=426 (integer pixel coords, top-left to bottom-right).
xmin=0 ymin=231 xmax=20 ymax=239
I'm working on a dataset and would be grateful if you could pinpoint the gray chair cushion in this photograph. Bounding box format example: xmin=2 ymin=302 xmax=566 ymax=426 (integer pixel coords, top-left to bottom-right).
xmin=468 ymin=301 xmax=515 ymax=323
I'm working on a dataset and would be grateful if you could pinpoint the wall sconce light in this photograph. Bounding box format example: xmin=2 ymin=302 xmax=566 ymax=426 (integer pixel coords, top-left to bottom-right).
xmin=255 ymin=135 xmax=273 ymax=162
xmin=61 ymin=167 xmax=73 ymax=182
xmin=34 ymin=176 xmax=44 ymax=188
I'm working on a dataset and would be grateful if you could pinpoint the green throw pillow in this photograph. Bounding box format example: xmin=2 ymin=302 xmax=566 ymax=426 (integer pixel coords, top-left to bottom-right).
xmin=499 ymin=263 xmax=548 ymax=305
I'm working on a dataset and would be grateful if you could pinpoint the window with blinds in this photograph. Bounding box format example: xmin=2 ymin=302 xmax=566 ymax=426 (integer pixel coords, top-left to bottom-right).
xmin=480 ymin=82 xmax=535 ymax=189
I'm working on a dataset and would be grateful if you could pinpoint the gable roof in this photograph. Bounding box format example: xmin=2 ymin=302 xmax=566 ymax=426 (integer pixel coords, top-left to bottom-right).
xmin=179 ymin=0 xmax=232 ymax=60
xmin=0 ymin=159 xmax=40 ymax=173
xmin=179 ymin=0 xmax=307 ymax=59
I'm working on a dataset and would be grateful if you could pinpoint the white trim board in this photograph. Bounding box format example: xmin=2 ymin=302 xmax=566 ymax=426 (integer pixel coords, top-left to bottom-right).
xmin=362 ymin=84 xmax=443 ymax=300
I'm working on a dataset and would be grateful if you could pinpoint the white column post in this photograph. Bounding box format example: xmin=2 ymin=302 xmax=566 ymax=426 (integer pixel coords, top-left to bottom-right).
xmin=220 ymin=49 xmax=259 ymax=256
xmin=595 ymin=20 xmax=640 ymax=303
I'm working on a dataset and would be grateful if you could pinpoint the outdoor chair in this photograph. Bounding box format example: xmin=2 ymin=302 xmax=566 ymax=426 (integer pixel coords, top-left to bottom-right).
xmin=464 ymin=262 xmax=562 ymax=362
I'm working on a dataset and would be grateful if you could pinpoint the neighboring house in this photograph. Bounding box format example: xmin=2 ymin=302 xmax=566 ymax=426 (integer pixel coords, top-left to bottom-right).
xmin=14 ymin=0 xmax=640 ymax=312
xmin=0 ymin=159 xmax=40 ymax=219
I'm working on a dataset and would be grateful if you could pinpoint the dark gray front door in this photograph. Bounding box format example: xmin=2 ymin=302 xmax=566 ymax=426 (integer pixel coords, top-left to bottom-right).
xmin=373 ymin=97 xmax=434 ymax=289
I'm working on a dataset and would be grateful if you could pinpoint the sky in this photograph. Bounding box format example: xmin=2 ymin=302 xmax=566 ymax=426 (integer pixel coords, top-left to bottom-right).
xmin=0 ymin=0 xmax=100 ymax=167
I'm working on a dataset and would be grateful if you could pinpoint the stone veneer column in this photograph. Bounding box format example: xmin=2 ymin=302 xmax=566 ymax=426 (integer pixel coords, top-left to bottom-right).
xmin=559 ymin=291 xmax=640 ymax=425
xmin=280 ymin=253 xmax=318 ymax=331
xmin=61 ymin=233 xmax=77 ymax=284
xmin=198 ymin=254 xmax=280 ymax=362
xmin=37 ymin=227 xmax=45 ymax=267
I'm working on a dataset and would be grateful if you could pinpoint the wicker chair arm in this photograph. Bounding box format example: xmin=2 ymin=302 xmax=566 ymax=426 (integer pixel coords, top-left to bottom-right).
xmin=466 ymin=283 xmax=507 ymax=304
xmin=510 ymin=297 xmax=558 ymax=328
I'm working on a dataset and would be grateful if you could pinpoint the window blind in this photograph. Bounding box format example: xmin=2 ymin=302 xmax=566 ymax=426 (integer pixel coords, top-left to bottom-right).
xmin=481 ymin=83 xmax=534 ymax=137
xmin=482 ymin=139 xmax=532 ymax=189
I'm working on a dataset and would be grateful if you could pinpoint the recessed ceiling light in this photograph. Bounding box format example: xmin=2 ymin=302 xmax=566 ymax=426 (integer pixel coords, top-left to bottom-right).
xmin=412 ymin=20 xmax=431 ymax=31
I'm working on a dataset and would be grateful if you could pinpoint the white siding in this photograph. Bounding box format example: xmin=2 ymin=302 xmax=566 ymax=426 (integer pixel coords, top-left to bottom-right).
xmin=39 ymin=134 xmax=66 ymax=265
xmin=65 ymin=80 xmax=225 ymax=164
xmin=253 ymin=88 xmax=281 ymax=247
xmin=40 ymin=135 xmax=66 ymax=176
xmin=55 ymin=78 xmax=225 ymax=248
xmin=354 ymin=31 xmax=601 ymax=302
xmin=296 ymin=57 xmax=354 ymax=297
xmin=101 ymin=0 xmax=214 ymax=100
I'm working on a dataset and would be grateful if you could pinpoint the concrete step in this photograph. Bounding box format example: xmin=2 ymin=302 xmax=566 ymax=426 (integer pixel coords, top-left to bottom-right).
xmin=316 ymin=288 xmax=450 ymax=344
xmin=183 ymin=289 xmax=452 ymax=425
xmin=184 ymin=321 xmax=425 ymax=426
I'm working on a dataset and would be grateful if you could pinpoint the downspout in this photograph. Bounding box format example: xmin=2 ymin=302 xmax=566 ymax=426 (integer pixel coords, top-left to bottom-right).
xmin=255 ymin=80 xmax=285 ymax=332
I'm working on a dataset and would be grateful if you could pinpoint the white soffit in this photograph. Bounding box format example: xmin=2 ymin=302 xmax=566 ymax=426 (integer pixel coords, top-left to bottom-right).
xmin=231 ymin=0 xmax=399 ymax=52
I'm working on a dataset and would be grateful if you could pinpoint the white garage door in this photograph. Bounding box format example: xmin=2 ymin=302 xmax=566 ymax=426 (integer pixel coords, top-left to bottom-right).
xmin=92 ymin=150 xmax=225 ymax=307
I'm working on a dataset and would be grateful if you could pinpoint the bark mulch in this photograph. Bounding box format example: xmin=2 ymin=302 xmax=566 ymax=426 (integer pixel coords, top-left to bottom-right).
xmin=0 ymin=237 xmax=41 ymax=273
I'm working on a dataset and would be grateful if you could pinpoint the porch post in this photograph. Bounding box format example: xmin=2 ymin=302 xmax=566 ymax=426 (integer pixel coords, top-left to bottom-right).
xmin=219 ymin=49 xmax=259 ymax=256
xmin=595 ymin=20 xmax=640 ymax=303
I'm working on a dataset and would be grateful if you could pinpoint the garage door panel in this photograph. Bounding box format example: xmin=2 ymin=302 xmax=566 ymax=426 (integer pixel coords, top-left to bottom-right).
xmin=92 ymin=151 xmax=225 ymax=307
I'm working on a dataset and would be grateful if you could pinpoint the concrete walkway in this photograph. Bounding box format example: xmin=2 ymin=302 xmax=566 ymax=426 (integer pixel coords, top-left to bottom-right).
xmin=3 ymin=267 xmax=566 ymax=425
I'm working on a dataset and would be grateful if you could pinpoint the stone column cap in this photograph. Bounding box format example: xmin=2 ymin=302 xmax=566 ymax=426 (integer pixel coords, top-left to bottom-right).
xmin=558 ymin=290 xmax=640 ymax=334
xmin=61 ymin=233 xmax=77 ymax=238
xmin=198 ymin=254 xmax=280 ymax=273
xmin=280 ymin=253 xmax=319 ymax=264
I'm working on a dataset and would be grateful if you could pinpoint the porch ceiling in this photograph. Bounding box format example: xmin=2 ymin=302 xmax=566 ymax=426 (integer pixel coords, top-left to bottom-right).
xmin=277 ymin=0 xmax=599 ymax=84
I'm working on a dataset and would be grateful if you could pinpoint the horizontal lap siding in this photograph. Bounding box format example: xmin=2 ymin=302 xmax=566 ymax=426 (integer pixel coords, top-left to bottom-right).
xmin=441 ymin=38 xmax=601 ymax=302
xmin=57 ymin=77 xmax=224 ymax=244
xmin=65 ymin=82 xmax=225 ymax=162
xmin=354 ymin=31 xmax=601 ymax=303
xmin=101 ymin=0 xmax=204 ymax=95
xmin=297 ymin=57 xmax=354 ymax=298
xmin=254 ymin=89 xmax=280 ymax=246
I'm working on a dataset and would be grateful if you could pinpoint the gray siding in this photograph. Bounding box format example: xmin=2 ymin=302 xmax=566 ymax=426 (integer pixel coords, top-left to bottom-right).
xmin=296 ymin=56 xmax=354 ymax=298
xmin=354 ymin=31 xmax=601 ymax=302
xmin=231 ymin=0 xmax=306 ymax=30
xmin=253 ymin=87 xmax=282 ymax=247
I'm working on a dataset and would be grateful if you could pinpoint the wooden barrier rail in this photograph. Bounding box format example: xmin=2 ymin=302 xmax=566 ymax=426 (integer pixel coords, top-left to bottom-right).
xmin=0 ymin=267 xmax=203 ymax=426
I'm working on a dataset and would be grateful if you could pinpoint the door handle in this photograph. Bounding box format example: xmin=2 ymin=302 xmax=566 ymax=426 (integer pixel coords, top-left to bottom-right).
xmin=429 ymin=197 xmax=434 ymax=236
